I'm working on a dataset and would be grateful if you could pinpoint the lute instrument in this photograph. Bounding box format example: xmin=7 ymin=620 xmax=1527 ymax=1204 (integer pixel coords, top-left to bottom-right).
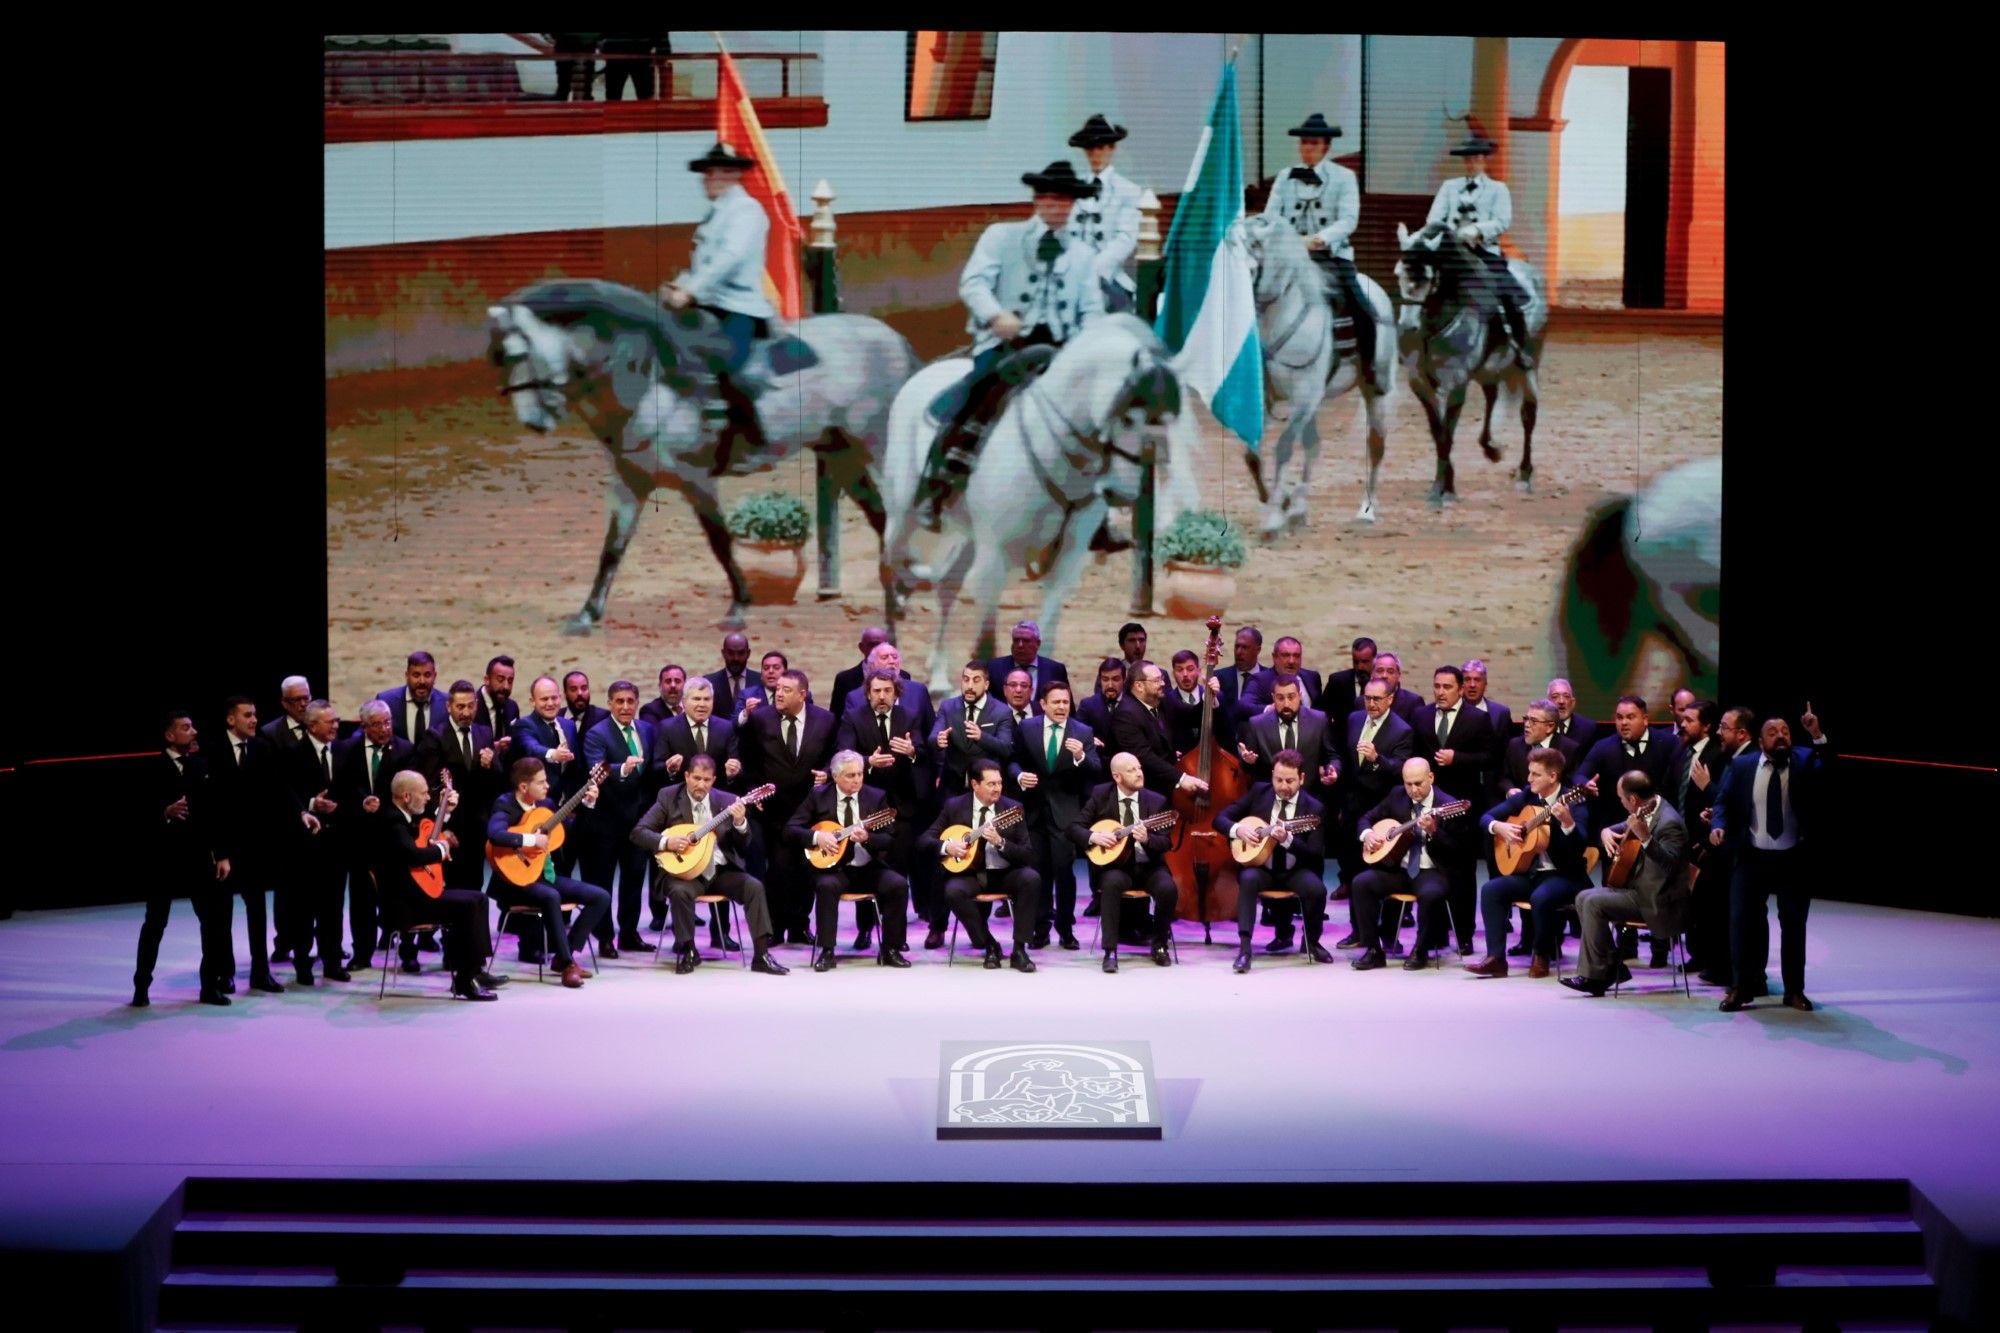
xmin=1360 ymin=799 xmax=1471 ymax=865
xmin=1085 ymin=807 xmax=1180 ymax=866
xmin=1228 ymin=811 xmax=1326 ymax=867
xmin=937 ymin=804 xmax=1024 ymax=874
xmin=655 ymin=783 xmax=778 ymax=880
xmin=804 ymin=804 xmax=897 ymax=870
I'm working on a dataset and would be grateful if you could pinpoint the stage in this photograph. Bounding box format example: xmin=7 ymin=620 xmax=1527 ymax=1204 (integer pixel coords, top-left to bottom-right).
xmin=4 ymin=896 xmax=1997 ymax=1324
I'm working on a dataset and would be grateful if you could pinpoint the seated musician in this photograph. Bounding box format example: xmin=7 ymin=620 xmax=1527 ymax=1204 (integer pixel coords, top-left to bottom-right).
xmin=1069 ymin=752 xmax=1177 ymax=972
xmin=1347 ymin=758 xmax=1475 ymax=972
xmin=632 ymin=753 xmax=787 ymax=976
xmin=1466 ymin=747 xmax=1592 ymax=979
xmin=484 ymin=757 xmax=611 ymax=989
xmin=1564 ymin=771 xmax=1690 ymax=996
xmin=920 ymin=758 xmax=1042 ymax=972
xmin=379 ymin=771 xmax=505 ymax=1001
xmin=785 ymin=750 xmax=911 ymax=971
xmin=1215 ymin=749 xmax=1331 ymax=973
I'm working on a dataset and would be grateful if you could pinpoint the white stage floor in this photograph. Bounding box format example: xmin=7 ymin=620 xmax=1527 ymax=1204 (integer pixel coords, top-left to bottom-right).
xmin=4 ymin=898 xmax=1998 ymax=1257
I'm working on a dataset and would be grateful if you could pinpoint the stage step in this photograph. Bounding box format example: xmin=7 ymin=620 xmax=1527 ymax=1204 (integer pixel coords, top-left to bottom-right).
xmin=156 ymin=1177 xmax=1941 ymax=1330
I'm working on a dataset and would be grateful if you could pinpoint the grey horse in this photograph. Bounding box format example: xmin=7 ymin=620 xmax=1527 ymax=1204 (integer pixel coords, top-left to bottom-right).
xmin=1393 ymin=220 xmax=1548 ymax=506
xmin=486 ymin=279 xmax=919 ymax=631
xmin=1227 ymin=213 xmax=1399 ymax=530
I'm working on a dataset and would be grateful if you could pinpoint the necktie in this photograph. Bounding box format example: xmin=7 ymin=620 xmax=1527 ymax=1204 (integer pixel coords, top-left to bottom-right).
xmin=540 ymin=805 xmax=558 ymax=882
xmin=459 ymin=727 xmax=472 ymax=764
xmin=1036 ymin=231 xmax=1063 ymax=264
xmin=1437 ymin=708 xmax=1453 ymax=744
xmin=418 ymin=698 xmax=430 ymax=732
xmin=1463 ymin=179 xmax=1478 ymax=195
xmin=236 ymin=740 xmax=248 ymax=768
xmin=1405 ymin=802 xmax=1426 ymax=876
xmin=1046 ymin=723 xmax=1060 ymax=768
xmin=1122 ymin=795 xmax=1136 ymax=831
xmin=695 ymin=801 xmax=718 ymax=877
xmin=1272 ymin=800 xmax=1290 ymax=872
xmin=877 ymin=713 xmax=892 ymax=752
xmin=1282 ymin=720 xmax=1296 ymax=753
xmin=1016 ymin=709 xmax=1028 ymax=727
xmin=320 ymin=744 xmax=332 ymax=786
xmin=975 ymin=803 xmax=990 ymax=868
xmin=785 ymin=714 xmax=798 ymax=757
xmin=622 ymin=723 xmax=639 ymax=760
xmin=843 ymin=795 xmax=855 ymax=832
xmin=367 ymin=743 xmax=379 ymax=788
xmin=1765 ymin=759 xmax=1786 ymax=840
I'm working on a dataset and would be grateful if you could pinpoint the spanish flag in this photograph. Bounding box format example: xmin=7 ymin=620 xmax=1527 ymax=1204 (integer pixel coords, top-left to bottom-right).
xmin=715 ymin=35 xmax=803 ymax=320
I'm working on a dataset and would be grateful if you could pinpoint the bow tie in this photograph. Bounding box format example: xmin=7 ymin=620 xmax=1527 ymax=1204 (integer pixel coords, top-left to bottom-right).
xmin=1035 ymin=232 xmax=1063 ymax=264
xmin=1462 ymin=179 xmax=1480 ymax=194
xmin=1288 ymin=166 xmax=1319 ymax=183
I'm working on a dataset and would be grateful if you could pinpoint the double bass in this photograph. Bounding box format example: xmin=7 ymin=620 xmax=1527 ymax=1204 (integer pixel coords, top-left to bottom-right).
xmin=1166 ymin=615 xmax=1250 ymax=942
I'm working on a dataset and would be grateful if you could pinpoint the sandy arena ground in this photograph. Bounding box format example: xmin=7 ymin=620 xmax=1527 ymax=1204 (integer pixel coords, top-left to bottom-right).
xmin=327 ymin=324 xmax=1719 ymax=713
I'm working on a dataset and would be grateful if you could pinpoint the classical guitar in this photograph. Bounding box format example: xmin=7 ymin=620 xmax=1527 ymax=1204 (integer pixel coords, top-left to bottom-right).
xmin=487 ymin=762 xmax=609 ymax=888
xmin=655 ymin=784 xmax=777 ymax=880
xmin=804 ymin=805 xmax=897 ymax=870
xmin=1492 ymin=786 xmax=1589 ymax=876
xmin=1227 ymin=811 xmax=1324 ymax=867
xmin=1085 ymin=807 xmax=1180 ymax=867
xmin=411 ymin=769 xmax=455 ymax=899
xmin=937 ymin=805 xmax=1024 ymax=874
xmin=1360 ymin=799 xmax=1471 ymax=866
xmin=1604 ymin=800 xmax=1658 ymax=889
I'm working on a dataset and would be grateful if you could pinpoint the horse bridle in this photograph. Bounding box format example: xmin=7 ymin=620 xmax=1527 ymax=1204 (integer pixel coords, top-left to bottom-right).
xmin=1020 ymin=354 xmax=1166 ymax=475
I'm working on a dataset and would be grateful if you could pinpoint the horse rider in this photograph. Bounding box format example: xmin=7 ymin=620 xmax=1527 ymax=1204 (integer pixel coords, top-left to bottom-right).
xmin=920 ymin=160 xmax=1103 ymax=533
xmin=1425 ymin=134 xmax=1534 ymax=369
xmin=1262 ymin=112 xmax=1378 ymax=390
xmin=659 ymin=141 xmax=776 ymax=462
xmin=1065 ymin=114 xmax=1143 ymax=315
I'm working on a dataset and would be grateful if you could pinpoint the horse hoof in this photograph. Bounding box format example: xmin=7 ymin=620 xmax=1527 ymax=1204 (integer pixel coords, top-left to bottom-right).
xmin=721 ymin=606 xmax=748 ymax=631
xmin=562 ymin=615 xmax=597 ymax=637
xmin=1515 ymin=470 xmax=1534 ymax=494
xmin=1354 ymin=503 xmax=1377 ymax=524
xmin=1480 ymin=441 xmax=1503 ymax=464
xmin=1426 ymin=486 xmax=1446 ymax=510
xmin=1286 ymin=507 xmax=1308 ymax=533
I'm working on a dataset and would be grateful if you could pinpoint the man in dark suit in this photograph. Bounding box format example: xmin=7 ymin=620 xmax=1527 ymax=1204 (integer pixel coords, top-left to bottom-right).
xmin=786 ymin=751 xmax=911 ymax=970
xmin=283 ymin=700 xmax=351 ymax=985
xmin=1688 ymin=704 xmax=1756 ymax=984
xmin=737 ymin=651 xmax=812 ymax=726
xmin=1111 ymin=661 xmax=1207 ymax=801
xmin=831 ymin=626 xmax=894 ymax=715
xmin=920 ymin=759 xmax=1041 ymax=970
xmin=210 ymin=695 xmax=288 ymax=993
xmin=932 ymin=660 xmax=1015 ymax=798
xmin=985 ymin=618 xmax=1068 ymax=704
xmin=132 ymin=710 xmax=234 ymax=1007
xmin=1216 ymin=753 xmax=1331 ymax=972
xmin=1074 ymin=657 xmax=1127 ymax=742
xmin=415 ymin=682 xmax=502 ymax=895
xmin=1495 ymin=701 xmax=1582 ymax=804
xmin=703 ymin=632 xmax=758 ymax=719
xmin=1573 ymin=695 xmax=1680 ymax=872
xmin=1071 ymin=753 xmax=1176 ymax=970
xmin=1211 ymin=625 xmax=1266 ymax=723
xmin=1333 ymin=679 xmax=1417 ymax=893
xmin=740 ymin=667 xmax=838 ymax=941
xmin=1564 ymin=771 xmax=1691 ymax=995
xmin=632 ymin=754 xmax=786 ymax=973
xmin=377 ymin=770 xmax=505 ymax=1001
xmin=333 ymin=700 xmax=417 ymax=971
xmin=1547 ymin=677 xmax=1599 ymax=752
xmin=509 ymin=675 xmax=588 ymax=898
xmin=376 ymin=650 xmax=442 ymax=744
xmin=1460 ymin=658 xmax=1513 ymax=790
xmin=1412 ymin=665 xmax=1498 ymax=804
xmin=638 ymin=663 xmax=687 ymax=729
xmin=1348 ymin=757 xmax=1478 ymax=971
xmin=258 ymin=674 xmax=313 ymax=753
xmin=475 ymin=656 xmax=522 ymax=758
xmin=486 ymin=758 xmax=611 ymax=987
xmin=651 ymin=677 xmax=742 ymax=943
xmin=839 ymin=668 xmax=933 ymax=947
xmin=1243 ymin=635 xmax=1325 ymax=714
xmin=998 ymin=666 xmax=1041 ymax=730
xmin=1165 ymin=649 xmax=1217 ymax=753
xmin=580 ymin=680 xmax=659 ymax=953
xmin=1711 ymin=708 xmax=1831 ymax=1013
xmin=1664 ymin=698 xmax=1727 ymax=975
xmin=839 ymin=641 xmax=932 ymax=738
xmin=1467 ymin=746 xmax=1593 ymax=978
xmin=1011 ymin=679 xmax=1100 ymax=950
xmin=1236 ymin=674 xmax=1337 ymax=796
xmin=1118 ymin=622 xmax=1150 ymax=673
xmin=562 ymin=670 xmax=611 ymax=739
xmin=1321 ymin=637 xmax=1378 ymax=723
xmin=1368 ymin=653 xmax=1426 ymax=724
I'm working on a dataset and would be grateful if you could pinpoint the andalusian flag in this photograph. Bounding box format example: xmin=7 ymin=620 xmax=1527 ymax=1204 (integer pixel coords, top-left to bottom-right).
xmin=715 ymin=33 xmax=803 ymax=320
xmin=1154 ymin=60 xmax=1263 ymax=449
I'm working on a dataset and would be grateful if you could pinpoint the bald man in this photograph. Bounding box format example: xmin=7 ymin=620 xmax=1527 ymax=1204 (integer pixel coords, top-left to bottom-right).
xmin=1070 ymin=753 xmax=1177 ymax=971
xmin=1345 ymin=759 xmax=1475 ymax=971
xmin=376 ymin=770 xmax=502 ymax=1000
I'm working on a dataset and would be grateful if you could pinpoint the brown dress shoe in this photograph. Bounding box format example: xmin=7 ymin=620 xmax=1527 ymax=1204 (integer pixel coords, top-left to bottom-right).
xmin=1463 ymin=956 xmax=1508 ymax=978
xmin=1528 ymin=955 xmax=1551 ymax=979
xmin=561 ymin=965 xmax=586 ymax=988
xmin=1783 ymin=993 xmax=1815 ymax=1012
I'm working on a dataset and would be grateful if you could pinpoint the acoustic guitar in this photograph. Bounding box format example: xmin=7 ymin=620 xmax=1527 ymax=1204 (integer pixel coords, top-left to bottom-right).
xmin=654 ymin=784 xmax=777 ymax=880
xmin=1492 ymin=786 xmax=1589 ymax=876
xmin=937 ymin=805 xmax=1024 ymax=874
xmin=411 ymin=769 xmax=455 ymax=898
xmin=1604 ymin=799 xmax=1658 ymax=889
xmin=1360 ymin=799 xmax=1471 ymax=866
xmin=1227 ymin=812 xmax=1324 ymax=867
xmin=1085 ymin=807 xmax=1180 ymax=866
xmin=804 ymin=804 xmax=897 ymax=870
xmin=487 ymin=761 xmax=609 ymax=888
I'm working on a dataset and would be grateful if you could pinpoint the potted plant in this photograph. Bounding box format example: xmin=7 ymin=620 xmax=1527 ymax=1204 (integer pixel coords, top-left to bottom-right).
xmin=726 ymin=490 xmax=811 ymax=604
xmin=1156 ymin=509 xmax=1246 ymax=619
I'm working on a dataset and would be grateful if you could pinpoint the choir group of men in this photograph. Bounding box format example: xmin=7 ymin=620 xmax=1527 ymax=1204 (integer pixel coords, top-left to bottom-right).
xmin=139 ymin=620 xmax=1826 ymax=1013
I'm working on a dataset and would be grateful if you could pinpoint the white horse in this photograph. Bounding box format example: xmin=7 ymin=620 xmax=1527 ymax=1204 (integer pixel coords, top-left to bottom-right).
xmin=880 ymin=314 xmax=1198 ymax=691
xmin=1227 ymin=212 xmax=1398 ymax=531
xmin=486 ymin=279 xmax=918 ymax=631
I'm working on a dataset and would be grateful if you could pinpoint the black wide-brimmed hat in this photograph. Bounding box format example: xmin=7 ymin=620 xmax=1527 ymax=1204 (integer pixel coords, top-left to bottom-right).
xmin=1022 ymin=160 xmax=1100 ymax=198
xmin=1287 ymin=112 xmax=1343 ymax=139
xmin=688 ymin=141 xmax=756 ymax=172
xmin=1069 ymin=113 xmax=1129 ymax=147
xmin=1450 ymin=135 xmax=1497 ymax=157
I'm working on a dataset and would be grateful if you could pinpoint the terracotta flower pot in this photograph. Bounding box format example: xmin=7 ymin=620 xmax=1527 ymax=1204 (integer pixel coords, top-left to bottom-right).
xmin=737 ymin=539 xmax=806 ymax=604
xmin=1161 ymin=560 xmax=1236 ymax=619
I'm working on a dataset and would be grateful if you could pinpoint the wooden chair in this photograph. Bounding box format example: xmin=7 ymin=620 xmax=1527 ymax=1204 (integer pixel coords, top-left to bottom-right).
xmin=652 ymin=893 xmax=748 ymax=969
xmin=1087 ymin=889 xmax=1181 ymax=963
xmin=947 ymin=892 xmax=1012 ymax=965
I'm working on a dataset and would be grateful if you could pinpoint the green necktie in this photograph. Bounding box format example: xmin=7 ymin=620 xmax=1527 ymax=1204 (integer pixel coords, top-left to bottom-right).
xmin=1046 ymin=723 xmax=1060 ymax=768
xmin=1036 ymin=231 xmax=1063 ymax=264
xmin=367 ymin=743 xmax=380 ymax=788
xmin=622 ymin=723 xmax=639 ymax=760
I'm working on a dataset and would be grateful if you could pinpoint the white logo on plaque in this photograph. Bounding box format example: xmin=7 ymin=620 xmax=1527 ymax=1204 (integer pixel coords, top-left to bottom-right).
xmin=946 ymin=1043 xmax=1150 ymax=1126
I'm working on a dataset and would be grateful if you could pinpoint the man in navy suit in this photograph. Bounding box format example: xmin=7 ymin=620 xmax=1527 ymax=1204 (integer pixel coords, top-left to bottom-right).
xmin=740 ymin=668 xmax=838 ymax=941
xmin=703 ymin=632 xmax=758 ymax=719
xmin=785 ymin=751 xmax=911 ymax=970
xmin=1368 ymin=653 xmax=1427 ymax=724
xmin=1239 ymin=674 xmax=1338 ymax=796
xmin=650 ymin=677 xmax=742 ymax=944
xmin=1074 ymin=657 xmax=1127 ymax=742
xmin=831 ymin=626 xmax=894 ymax=718
xmin=1211 ymin=625 xmax=1266 ymax=726
xmin=475 ymin=656 xmax=521 ymax=757
xmin=839 ymin=668 xmax=933 ymax=947
xmin=487 ymin=757 xmax=610 ymax=988
xmin=632 ymin=755 xmax=784 ymax=974
xmin=1010 ymin=679 xmax=1100 ymax=950
xmin=1413 ymin=665 xmax=1498 ymax=806
xmin=1467 ymin=746 xmax=1592 ymax=978
xmin=839 ymin=641 xmax=931 ymax=739
xmin=1072 ymin=753 xmax=1176 ymax=970
xmin=1348 ymin=757 xmax=1477 ymax=971
xmin=581 ymin=680 xmax=660 ymax=953
xmin=1687 ymin=704 xmax=1758 ymax=984
xmin=638 ymin=663 xmax=686 ymax=728
xmin=1216 ymin=752 xmax=1331 ymax=972
xmin=1711 ymin=707 xmax=1831 ymax=1012
xmin=919 ymin=759 xmax=1041 ymax=971
xmin=1321 ymin=637 xmax=1378 ymax=723
xmin=1332 ymin=679 xmax=1417 ymax=895
xmin=1547 ymin=678 xmax=1599 ymax=752
xmin=509 ymin=675 xmax=587 ymax=905
xmin=932 ymin=660 xmax=1015 ymax=797
xmin=415 ymin=682 xmax=502 ymax=893
xmin=1573 ymin=695 xmax=1679 ymax=872
xmin=333 ymin=699 xmax=417 ymax=970
xmin=376 ymin=650 xmax=442 ymax=743
xmin=985 ymin=618 xmax=1069 ymax=704
xmin=1165 ymin=649 xmax=1223 ymax=753
xmin=997 ymin=666 xmax=1040 ymax=735
xmin=1460 ymin=658 xmax=1513 ymax=792
xmin=1243 ymin=635 xmax=1325 ymax=715
xmin=561 ymin=670 xmax=611 ymax=740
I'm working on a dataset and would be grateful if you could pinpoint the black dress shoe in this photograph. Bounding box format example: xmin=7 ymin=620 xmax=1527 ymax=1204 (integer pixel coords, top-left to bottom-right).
xmin=1401 ymin=951 xmax=1430 ymax=971
xmin=1232 ymin=950 xmax=1252 ymax=974
xmin=1151 ymin=943 xmax=1171 ymax=967
xmin=199 ymin=989 xmax=231 ymax=1006
xmin=401 ymin=958 xmax=423 ymax=975
xmin=1457 ymin=944 xmax=1475 ymax=958
xmin=1783 ymin=992 xmax=1815 ymax=1012
xmin=1031 ymin=930 xmax=1051 ymax=950
xmin=617 ymin=933 xmax=649 ymax=953
xmin=1561 ymin=974 xmax=1609 ymax=997
xmin=854 ymin=929 xmax=873 ymax=953
xmin=1384 ymin=937 xmax=1405 ymax=958
xmin=473 ymin=971 xmax=510 ymax=989
xmin=293 ymin=971 xmax=315 ymax=987
xmin=1058 ymin=932 xmax=1080 ymax=951
xmin=518 ymin=950 xmax=545 ymax=966
xmin=598 ymin=943 xmax=621 ymax=961
xmin=250 ymin=974 xmax=285 ymax=994
xmin=344 ymin=958 xmax=368 ymax=974
xmin=710 ymin=933 xmax=741 ymax=952
xmin=674 ymin=950 xmax=700 ymax=975
xmin=1718 ymin=990 xmax=1750 ymax=1012
xmin=787 ymin=928 xmax=814 ymax=946
xmin=752 ymin=953 xmax=790 ymax=976
xmin=995 ymin=900 xmax=1011 ymax=918
xmin=813 ymin=951 xmax=836 ymax=973
xmin=322 ymin=965 xmax=352 ymax=983
xmin=1649 ymin=947 xmax=1671 ymax=969
xmin=1103 ymin=952 xmax=1119 ymax=974
xmin=649 ymin=914 xmax=666 ymax=932
xmin=1506 ymin=942 xmax=1531 ymax=958
xmin=924 ymin=929 xmax=946 ymax=950
xmin=878 ymin=949 xmax=911 ymax=968
xmin=221 ymin=977 xmax=239 ymax=993
xmin=1333 ymin=933 xmax=1361 ymax=949
xmin=1010 ymin=949 xmax=1037 ymax=974
xmin=1082 ymin=901 xmax=1101 ymax=917
xmin=1610 ymin=961 xmax=1633 ymax=986
xmin=1696 ymin=968 xmax=1732 ymax=988
xmin=1351 ymin=948 xmax=1386 ymax=971
xmin=1264 ymin=931 xmax=1296 ymax=954
xmin=1307 ymin=942 xmax=1334 ymax=964
xmin=982 ymin=943 xmax=1004 ymax=970
xmin=130 ymin=988 xmax=149 ymax=1008
xmin=450 ymin=978 xmax=499 ymax=1001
